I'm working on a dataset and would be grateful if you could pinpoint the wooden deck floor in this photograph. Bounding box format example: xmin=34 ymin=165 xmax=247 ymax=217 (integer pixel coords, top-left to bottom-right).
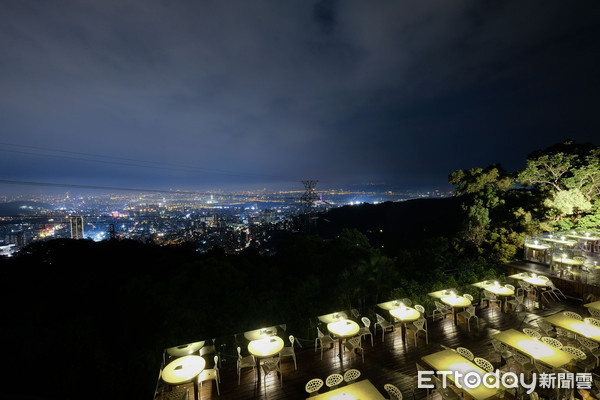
xmin=157 ymin=294 xmax=600 ymax=400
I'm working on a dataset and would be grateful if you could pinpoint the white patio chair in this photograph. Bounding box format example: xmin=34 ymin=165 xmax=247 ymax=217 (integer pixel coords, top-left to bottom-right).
xmin=506 ymin=294 xmax=525 ymax=312
xmin=562 ymin=346 xmax=596 ymax=373
xmin=406 ymin=317 xmax=428 ymax=346
xmin=432 ymin=301 xmax=452 ymax=321
xmin=414 ymin=304 xmax=425 ymax=316
xmin=432 ymin=375 xmax=460 ymax=400
xmin=491 ymin=339 xmax=512 ymax=366
xmin=517 ymin=280 xmax=536 ymax=301
xmin=305 ymin=378 xmax=323 ymax=397
xmin=236 ymin=346 xmax=256 ymax=385
xmin=325 ymin=373 xmax=343 ymax=389
xmin=563 ymin=311 xmax=583 ymax=320
xmin=384 ymin=383 xmax=403 ymax=400
xmin=401 ymin=298 xmax=413 ymax=307
xmin=589 ymin=308 xmax=600 ymax=319
xmin=536 ymin=320 xmax=557 ymax=337
xmin=315 ymin=327 xmax=334 ymax=360
xmin=481 ymin=290 xmax=501 ymax=309
xmin=576 ymin=337 xmax=600 ymax=367
xmin=456 ymin=346 xmax=474 ymax=361
xmin=279 ymin=335 xmax=297 ymax=370
xmin=358 ymin=317 xmax=374 ymax=347
xmin=374 ymin=313 xmax=395 ymax=342
xmin=474 ymin=357 xmax=494 ymax=373
xmin=343 ymin=368 xmax=361 ymax=384
xmin=547 ymin=281 xmax=567 ymax=300
xmin=457 ymin=305 xmax=478 ymax=331
xmin=415 ymin=363 xmax=431 ymax=399
xmin=463 ymin=293 xmax=473 ymax=301
xmin=198 ymin=355 xmax=220 ymax=395
xmin=261 ymin=357 xmax=282 ymax=398
xmin=523 ymin=328 xmax=542 ymax=339
xmin=541 ymin=336 xmax=563 ymax=349
xmin=344 ymin=336 xmax=364 ymax=363
xmin=512 ymin=351 xmax=536 ymax=379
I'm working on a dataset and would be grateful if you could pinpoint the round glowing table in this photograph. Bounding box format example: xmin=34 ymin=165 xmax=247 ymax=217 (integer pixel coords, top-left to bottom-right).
xmin=327 ymin=319 xmax=360 ymax=358
xmin=248 ymin=336 xmax=284 ymax=380
xmin=389 ymin=306 xmax=421 ymax=342
xmin=166 ymin=341 xmax=206 ymax=358
xmin=162 ymin=355 xmax=206 ymax=400
xmin=441 ymin=295 xmax=471 ymax=325
xmin=484 ymin=285 xmax=514 ymax=312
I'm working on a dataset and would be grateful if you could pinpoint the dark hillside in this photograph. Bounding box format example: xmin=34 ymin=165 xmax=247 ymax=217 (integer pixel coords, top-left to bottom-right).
xmin=313 ymin=197 xmax=462 ymax=248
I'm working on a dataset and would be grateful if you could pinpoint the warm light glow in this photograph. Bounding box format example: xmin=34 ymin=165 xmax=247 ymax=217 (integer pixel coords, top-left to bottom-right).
xmin=448 ymin=361 xmax=484 ymax=377
xmin=390 ymin=306 xmax=420 ymax=322
xmin=518 ymin=339 xmax=555 ymax=358
xmin=328 ymin=319 xmax=360 ymax=337
xmin=330 ymin=394 xmax=356 ymax=400
xmin=248 ymin=336 xmax=284 ymax=357
xmin=571 ymin=322 xmax=600 ymax=338
xmin=162 ymin=355 xmax=206 ymax=384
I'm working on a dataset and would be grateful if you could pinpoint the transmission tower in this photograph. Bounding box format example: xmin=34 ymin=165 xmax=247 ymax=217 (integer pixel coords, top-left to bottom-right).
xmin=300 ymin=180 xmax=319 ymax=232
xmin=301 ymin=180 xmax=319 ymax=214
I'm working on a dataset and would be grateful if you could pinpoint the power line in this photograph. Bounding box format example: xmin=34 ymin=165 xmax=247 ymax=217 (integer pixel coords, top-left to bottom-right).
xmin=0 ymin=179 xmax=254 ymax=197
xmin=0 ymin=142 xmax=293 ymax=181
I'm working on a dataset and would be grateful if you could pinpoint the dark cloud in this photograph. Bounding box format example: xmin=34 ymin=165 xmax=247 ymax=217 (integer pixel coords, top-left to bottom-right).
xmin=0 ymin=0 xmax=599 ymax=192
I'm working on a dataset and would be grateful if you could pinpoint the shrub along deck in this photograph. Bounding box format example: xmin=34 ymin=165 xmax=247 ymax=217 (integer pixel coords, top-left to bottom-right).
xmin=157 ymin=294 xmax=599 ymax=400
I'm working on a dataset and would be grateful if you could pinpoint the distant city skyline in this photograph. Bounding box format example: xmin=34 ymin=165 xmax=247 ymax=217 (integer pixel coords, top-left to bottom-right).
xmin=1 ymin=1 xmax=599 ymax=193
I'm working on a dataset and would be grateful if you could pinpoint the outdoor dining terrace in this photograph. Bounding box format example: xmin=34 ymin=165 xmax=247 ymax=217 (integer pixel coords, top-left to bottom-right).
xmin=155 ymin=269 xmax=600 ymax=400
xmin=523 ymin=231 xmax=600 ymax=286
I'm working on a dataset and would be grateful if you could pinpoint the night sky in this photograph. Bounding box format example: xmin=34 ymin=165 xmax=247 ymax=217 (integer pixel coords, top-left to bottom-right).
xmin=1 ymin=1 xmax=599 ymax=193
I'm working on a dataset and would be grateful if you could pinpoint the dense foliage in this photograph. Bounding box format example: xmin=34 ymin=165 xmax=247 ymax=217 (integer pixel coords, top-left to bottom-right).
xmin=448 ymin=140 xmax=600 ymax=263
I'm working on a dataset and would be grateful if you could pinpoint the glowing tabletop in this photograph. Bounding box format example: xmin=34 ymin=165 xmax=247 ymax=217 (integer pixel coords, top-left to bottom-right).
xmin=441 ymin=295 xmax=471 ymax=308
xmin=162 ymin=355 xmax=206 ymax=400
xmin=525 ymin=243 xmax=551 ymax=250
xmin=552 ymin=256 xmax=584 ymax=267
xmin=541 ymin=237 xmax=577 ymax=246
xmin=306 ymin=379 xmax=385 ymax=400
xmin=484 ymin=285 xmax=514 ymax=297
xmin=544 ymin=314 xmax=600 ymax=342
xmin=390 ymin=306 xmax=421 ymax=323
xmin=247 ymin=336 xmax=285 ymax=358
xmin=491 ymin=329 xmax=572 ymax=368
xmin=421 ymin=349 xmax=506 ymax=400
xmin=584 ymin=300 xmax=600 ymax=312
xmin=166 ymin=341 xmax=205 ymax=357
xmin=566 ymin=234 xmax=600 ymax=242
